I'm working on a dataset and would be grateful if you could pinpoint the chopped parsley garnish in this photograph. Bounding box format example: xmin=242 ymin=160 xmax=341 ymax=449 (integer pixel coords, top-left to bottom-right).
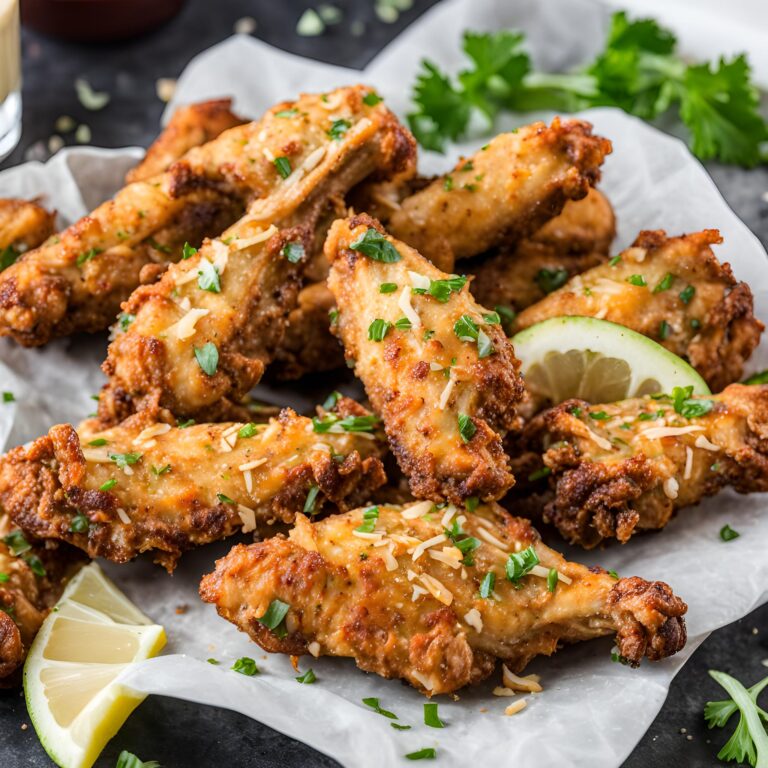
xmin=505 ymin=545 xmax=539 ymax=585
xmin=118 ymin=312 xmax=135 ymax=332
xmin=424 ymin=702 xmax=445 ymax=728
xmin=659 ymin=319 xmax=671 ymax=340
xmin=258 ymin=599 xmax=290 ymax=637
xmin=465 ymin=496 xmax=479 ymax=512
xmin=197 ymin=259 xmax=221 ymax=292
xmin=547 ymin=568 xmax=558 ymax=593
xmin=70 ymin=515 xmax=90 ymax=533
xmin=296 ymin=668 xmax=317 ymax=684
xmin=568 ymin=406 xmax=582 ymax=418
xmin=349 ymin=227 xmax=401 ymax=262
xmin=607 ymin=569 xmax=620 ymax=579
xmin=151 ymin=464 xmax=171 ymax=476
xmin=312 ymin=413 xmax=380 ymax=434
xmin=589 ymin=411 xmax=610 ymax=420
xmin=238 ymin=423 xmax=258 ymax=438
xmin=363 ymin=91 xmax=382 ymax=106
xmin=611 ymin=650 xmax=630 ymax=665
xmin=2 ymin=391 xmax=14 ymax=403
xmin=744 ymin=370 xmax=768 ymax=385
xmin=423 ymin=329 xmax=435 ymax=341
xmin=0 ymin=573 xmax=8 ymax=583
xmin=379 ymin=282 xmax=398 ymax=293
xmin=194 ymin=342 xmax=219 ymax=376
xmin=322 ymin=391 xmax=341 ymax=410
xmin=444 ymin=519 xmax=480 ymax=565
xmin=704 ymin=670 xmax=768 ymax=767
xmin=391 ymin=723 xmax=412 ymax=731
xmin=528 ymin=466 xmax=551 ymax=482
xmin=147 ymin=238 xmax=171 ymax=254
xmin=395 ymin=317 xmax=412 ymax=331
xmin=303 ymin=485 xmax=320 ymax=515
xmin=428 ymin=275 xmax=467 ymax=302
xmin=0 ymin=245 xmax=19 ymax=271
xmin=177 ymin=418 xmax=195 ymax=428
xmin=626 ymin=274 xmax=647 ymax=287
xmin=653 ymin=272 xmax=674 ymax=293
xmin=691 ymin=318 xmax=701 ymax=330
xmin=362 ymin=697 xmax=398 ymax=719
xmin=368 ymin=318 xmax=392 ymax=342
xmin=328 ymin=118 xmax=351 ymax=139
xmin=355 ymin=505 xmax=379 ymax=533
xmin=443 ymin=175 xmax=454 ymax=191
xmin=109 ymin=452 xmax=142 ymax=470
xmin=115 ymin=751 xmax=161 ymax=768
xmin=207 ymin=658 xmax=220 ymax=664
xmin=329 ymin=308 xmax=339 ymax=325
xmin=88 ymin=438 xmax=108 ymax=446
xmin=483 ymin=311 xmax=500 ymax=324
xmin=453 ymin=314 xmax=494 ymax=358
xmin=231 ymin=657 xmax=259 ymax=676
xmin=638 ymin=411 xmax=658 ymax=421
xmin=457 ymin=413 xmax=476 ymax=443
xmin=216 ymin=493 xmax=235 ymax=505
xmin=671 ymin=385 xmax=714 ymax=418
xmin=273 ymin=156 xmax=292 ymax=178
xmin=25 ymin=555 xmax=46 ymax=578
xmin=76 ymin=247 xmax=103 ymax=266
xmin=275 ymin=108 xmax=298 ymax=118
xmin=719 ymin=524 xmax=740 ymax=542
xmin=535 ymin=267 xmax=569 ymax=294
xmin=609 ymin=255 xmax=622 ymax=266
xmin=405 ymin=748 xmax=437 ymax=760
xmin=479 ymin=571 xmax=495 ymax=599
xmin=282 ymin=242 xmax=305 ymax=263
xmin=679 ymin=284 xmax=696 ymax=304
xmin=99 ymin=478 xmax=117 ymax=491
xmin=181 ymin=242 xmax=198 ymax=260
xmin=4 ymin=531 xmax=29 ymax=556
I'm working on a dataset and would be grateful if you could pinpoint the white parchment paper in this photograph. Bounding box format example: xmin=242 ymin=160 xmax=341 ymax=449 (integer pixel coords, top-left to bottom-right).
xmin=2 ymin=1 xmax=768 ymax=765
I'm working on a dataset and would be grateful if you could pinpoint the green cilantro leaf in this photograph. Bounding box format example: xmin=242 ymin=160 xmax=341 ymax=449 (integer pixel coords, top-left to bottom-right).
xmin=350 ymin=227 xmax=401 ymax=262
xmin=194 ymin=342 xmax=219 ymax=376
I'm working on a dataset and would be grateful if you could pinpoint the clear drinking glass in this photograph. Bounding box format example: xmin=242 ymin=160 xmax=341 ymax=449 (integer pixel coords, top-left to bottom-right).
xmin=0 ymin=0 xmax=21 ymax=161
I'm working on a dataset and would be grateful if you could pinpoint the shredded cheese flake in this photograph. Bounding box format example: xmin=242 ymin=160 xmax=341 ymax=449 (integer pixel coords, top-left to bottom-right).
xmin=239 ymin=458 xmax=268 ymax=472
xmin=82 ymin=450 xmax=111 ymax=464
xmin=398 ymin=285 xmax=421 ymax=328
xmin=237 ymin=504 xmax=256 ymax=533
xmin=382 ymin=544 xmax=398 ymax=572
xmin=401 ymin=500 xmax=433 ymax=520
xmin=530 ymin=564 xmax=572 ymax=585
xmin=504 ymin=700 xmax=528 ymax=716
xmin=116 ymin=508 xmax=131 ymax=524
xmin=219 ymin=438 xmax=233 ymax=454
xmin=243 ymin=469 xmax=253 ymax=494
xmin=663 ymin=476 xmax=679 ymax=499
xmin=464 ymin=608 xmax=483 ymax=632
xmin=440 ymin=505 xmax=457 ymax=528
xmin=583 ymin=426 xmax=613 ymax=451
xmin=428 ymin=547 xmax=462 ymax=569
xmin=411 ymin=584 xmax=428 ymax=602
xmin=438 ymin=376 xmax=455 ymax=411
xmin=411 ymin=670 xmax=435 ymax=692
xmin=308 ymin=641 xmax=321 ymax=658
xmin=262 ymin=147 xmax=275 ymax=162
xmin=174 ymin=267 xmax=200 ymax=287
xmin=352 ymin=530 xmax=384 ymax=541
xmin=233 ymin=224 xmax=278 ymax=251
xmin=408 ymin=271 xmax=430 ymax=291
xmin=416 ymin=573 xmax=453 ymax=605
xmin=429 ymin=362 xmax=443 ymax=371
xmin=301 ymin=145 xmax=327 ymax=174
xmin=684 ymin=446 xmax=693 ymax=480
xmin=695 ymin=434 xmax=721 ymax=451
xmin=133 ymin=423 xmax=171 ymax=445
xmin=502 ymin=665 xmax=543 ymax=692
xmin=210 ymin=240 xmax=230 ymax=272
xmin=411 ymin=533 xmax=448 ymax=562
xmin=475 ymin=527 xmax=509 ymax=552
xmin=638 ymin=425 xmax=705 ymax=441
xmin=168 ymin=307 xmax=210 ymax=340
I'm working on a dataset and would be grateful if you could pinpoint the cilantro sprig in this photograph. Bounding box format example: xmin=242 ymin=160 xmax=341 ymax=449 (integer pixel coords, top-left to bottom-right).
xmin=408 ymin=13 xmax=768 ymax=165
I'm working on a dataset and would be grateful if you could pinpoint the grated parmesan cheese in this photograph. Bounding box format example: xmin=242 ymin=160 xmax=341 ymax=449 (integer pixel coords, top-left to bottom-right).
xmin=475 ymin=527 xmax=509 ymax=552
xmin=352 ymin=530 xmax=384 ymax=541
xmin=502 ymin=665 xmax=543 ymax=692
xmin=233 ymin=224 xmax=278 ymax=251
xmin=300 ymin=145 xmax=327 ymax=174
xmin=411 ymin=533 xmax=447 ymax=561
xmin=684 ymin=446 xmax=693 ymax=480
xmin=504 ymin=700 xmax=528 ymax=716
xmin=638 ymin=425 xmax=705 ymax=441
xmin=663 ymin=476 xmax=679 ymax=499
xmin=239 ymin=458 xmax=268 ymax=472
xmin=133 ymin=423 xmax=171 ymax=445
xmin=440 ymin=505 xmax=457 ymax=528
xmin=408 ymin=271 xmax=430 ymax=291
xmin=116 ymin=508 xmax=131 ymax=524
xmin=428 ymin=547 xmax=462 ymax=569
xmin=398 ymin=286 xmax=421 ymax=328
xmin=416 ymin=573 xmax=453 ymax=605
xmin=411 ymin=584 xmax=428 ymax=601
xmin=210 ymin=239 xmax=230 ymax=272
xmin=243 ymin=469 xmax=253 ymax=494
xmin=438 ymin=376 xmax=455 ymax=410
xmin=382 ymin=545 xmax=398 ymax=572
xmin=429 ymin=362 xmax=443 ymax=371
xmin=262 ymin=147 xmax=275 ymax=162
xmin=167 ymin=307 xmax=210 ymax=340
xmin=308 ymin=641 xmax=321 ymax=658
xmin=583 ymin=426 xmax=612 ymax=451
xmin=401 ymin=500 xmax=433 ymax=520
xmin=82 ymin=450 xmax=111 ymax=464
xmin=411 ymin=670 xmax=435 ymax=692
xmin=464 ymin=608 xmax=483 ymax=632
xmin=695 ymin=434 xmax=720 ymax=451
xmin=237 ymin=504 xmax=256 ymax=533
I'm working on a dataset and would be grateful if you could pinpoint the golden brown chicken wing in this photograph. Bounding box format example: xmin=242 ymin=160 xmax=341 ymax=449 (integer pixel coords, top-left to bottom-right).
xmin=514 ymin=230 xmax=763 ymax=391
xmin=126 ymin=98 xmax=246 ymax=184
xmin=200 ymin=503 xmax=687 ymax=695
xmin=0 ymin=515 xmax=85 ymax=684
xmin=326 ymin=215 xmax=524 ymax=503
xmin=386 ymin=119 xmax=611 ymax=269
xmin=508 ymin=383 xmax=768 ymax=548
xmin=467 ymin=188 xmax=616 ymax=313
xmin=99 ymin=87 xmax=416 ymax=425
xmin=0 ymin=399 xmax=386 ymax=571
xmin=0 ymin=198 xmax=56 ymax=263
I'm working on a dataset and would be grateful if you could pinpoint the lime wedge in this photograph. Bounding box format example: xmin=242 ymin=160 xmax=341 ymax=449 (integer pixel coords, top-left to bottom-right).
xmin=512 ymin=316 xmax=710 ymax=405
xmin=24 ymin=563 xmax=166 ymax=768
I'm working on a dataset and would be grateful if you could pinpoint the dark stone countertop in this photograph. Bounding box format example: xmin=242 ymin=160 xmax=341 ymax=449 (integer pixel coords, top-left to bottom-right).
xmin=1 ymin=1 xmax=767 ymax=765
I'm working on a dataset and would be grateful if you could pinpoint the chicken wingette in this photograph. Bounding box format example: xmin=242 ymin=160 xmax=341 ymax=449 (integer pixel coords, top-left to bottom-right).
xmin=125 ymin=98 xmax=246 ymax=184
xmin=0 ymin=400 xmax=386 ymax=571
xmin=508 ymin=383 xmax=768 ymax=548
xmin=386 ymin=118 xmax=611 ymax=269
xmin=200 ymin=503 xmax=687 ymax=695
xmin=514 ymin=230 xmax=763 ymax=391
xmin=467 ymin=188 xmax=616 ymax=313
xmin=0 ymin=514 xmax=85 ymax=684
xmin=326 ymin=215 xmax=524 ymax=503
xmin=99 ymin=86 xmax=416 ymax=425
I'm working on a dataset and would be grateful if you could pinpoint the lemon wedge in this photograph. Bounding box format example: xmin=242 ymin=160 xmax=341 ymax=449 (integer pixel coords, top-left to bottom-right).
xmin=24 ymin=563 xmax=166 ymax=768
xmin=512 ymin=316 xmax=710 ymax=405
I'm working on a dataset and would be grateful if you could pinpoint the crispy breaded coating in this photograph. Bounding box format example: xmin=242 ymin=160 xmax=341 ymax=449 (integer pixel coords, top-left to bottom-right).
xmin=0 ymin=400 xmax=386 ymax=571
xmin=126 ymin=98 xmax=246 ymax=184
xmin=326 ymin=215 xmax=524 ymax=503
xmin=468 ymin=188 xmax=616 ymax=312
xmin=0 ymin=198 xmax=56 ymax=258
xmin=99 ymin=87 xmax=416 ymax=424
xmin=200 ymin=503 xmax=686 ymax=695
xmin=510 ymin=383 xmax=768 ymax=548
xmin=0 ymin=515 xmax=85 ymax=684
xmin=514 ymin=230 xmax=763 ymax=391
xmin=386 ymin=119 xmax=611 ymax=268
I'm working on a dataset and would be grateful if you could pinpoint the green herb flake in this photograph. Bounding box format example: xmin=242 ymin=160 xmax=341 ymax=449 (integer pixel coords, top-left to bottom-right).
xmin=659 ymin=319 xmax=671 ymax=340
xmin=177 ymin=418 xmax=195 ymax=429
xmin=395 ymin=317 xmax=412 ymax=331
xmin=589 ymin=411 xmax=610 ymax=420
xmin=0 ymin=573 xmax=8 ymax=583
xmin=328 ymin=118 xmax=351 ymax=140
xmin=528 ymin=466 xmax=551 ymax=482
xmin=535 ymin=267 xmax=569 ymax=294
xmin=99 ymin=478 xmax=117 ymax=491
xmin=679 ymin=284 xmax=696 ymax=304
xmin=626 ymin=274 xmax=647 ymax=287
xmin=275 ymin=108 xmax=298 ymax=118
xmin=76 ymin=247 xmax=103 ymax=267
xmin=194 ymin=342 xmax=219 ymax=376
xmin=1 ymin=245 xmax=20 ymax=271
xmin=428 ymin=275 xmax=467 ymax=303
xmin=405 ymin=748 xmax=437 ymax=760
xmin=238 ymin=423 xmax=258 ymax=438
xmin=258 ymin=599 xmax=290 ymax=635
xmin=70 ymin=514 xmax=90 ymax=533
xmin=719 ymin=524 xmax=740 ymax=542
xmin=363 ymin=92 xmax=383 ymax=106
xmin=231 ymin=657 xmax=260 ymax=676
xmin=151 ymin=464 xmax=171 ymax=476
xmin=303 ymin=485 xmax=320 ymax=515
xmin=607 ymin=569 xmax=620 ymax=580
xmin=379 ymin=282 xmax=398 ymax=294
xmin=458 ymin=413 xmax=476 ymax=443
xmin=609 ymin=255 xmax=622 ymax=267
xmin=296 ymin=668 xmax=317 ymax=684
xmin=391 ymin=723 xmax=412 ymax=730
xmin=424 ymin=702 xmax=445 ymax=728
xmin=2 ymin=391 xmax=15 ymax=403
xmin=547 ymin=568 xmax=558 ymax=593
xmin=207 ymin=658 xmax=220 ymax=664
xmin=505 ymin=545 xmax=539 ymax=585
xmin=109 ymin=452 xmax=142 ymax=470
xmin=273 ymin=156 xmax=292 ymax=179
xmin=349 ymin=227 xmax=401 ymax=262
xmin=362 ymin=697 xmax=398 ymax=720
xmin=115 ymin=751 xmax=161 ymax=768
xmin=671 ymin=385 xmax=714 ymax=418
xmin=368 ymin=318 xmax=393 ymax=342
xmin=653 ymin=272 xmax=674 ymax=293
xmin=197 ymin=259 xmax=221 ymax=292
xmin=443 ymin=175 xmax=454 ymax=191
xmin=355 ymin=505 xmax=380 ymax=533
xmin=465 ymin=496 xmax=479 ymax=513
xmin=282 ymin=242 xmax=305 ymax=263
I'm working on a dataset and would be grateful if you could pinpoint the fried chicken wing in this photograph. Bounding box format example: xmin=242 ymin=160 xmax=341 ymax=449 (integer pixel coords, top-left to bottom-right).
xmin=0 ymin=515 xmax=85 ymax=684
xmin=126 ymin=98 xmax=246 ymax=184
xmin=200 ymin=503 xmax=686 ymax=695
xmin=386 ymin=119 xmax=611 ymax=268
xmin=326 ymin=214 xmax=524 ymax=503
xmin=99 ymin=87 xmax=415 ymax=424
xmin=509 ymin=383 xmax=768 ymax=548
xmin=0 ymin=400 xmax=386 ymax=571
xmin=0 ymin=198 xmax=56 ymax=259
xmin=467 ymin=188 xmax=616 ymax=312
xmin=514 ymin=230 xmax=763 ymax=390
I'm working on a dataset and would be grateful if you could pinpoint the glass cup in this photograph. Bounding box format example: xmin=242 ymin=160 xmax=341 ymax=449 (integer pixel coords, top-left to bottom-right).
xmin=0 ymin=0 xmax=21 ymax=162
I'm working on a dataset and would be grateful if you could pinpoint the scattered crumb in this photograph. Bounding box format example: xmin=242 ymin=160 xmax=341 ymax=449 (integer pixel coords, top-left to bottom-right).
xmin=20 ymin=723 xmax=28 ymax=731
xmin=296 ymin=8 xmax=324 ymax=36
xmin=350 ymin=20 xmax=365 ymax=36
xmin=479 ymin=707 xmax=488 ymax=713
xmin=504 ymin=699 xmax=527 ymax=716
xmin=75 ymin=77 xmax=110 ymax=110
xmin=156 ymin=78 xmax=177 ymax=103
xmin=233 ymin=16 xmax=257 ymax=35
xmin=761 ymin=659 xmax=768 ymax=668
xmin=175 ymin=603 xmax=189 ymax=615
xmin=752 ymin=627 xmax=759 ymax=635
xmin=686 ymin=735 xmax=693 ymax=741
xmin=207 ymin=643 xmax=217 ymax=652
xmin=761 ymin=191 xmax=768 ymax=203
xmin=47 ymin=135 xmax=64 ymax=154
xmin=75 ymin=124 xmax=91 ymax=144
xmin=55 ymin=115 xmax=75 ymax=133
xmin=679 ymin=727 xmax=687 ymax=734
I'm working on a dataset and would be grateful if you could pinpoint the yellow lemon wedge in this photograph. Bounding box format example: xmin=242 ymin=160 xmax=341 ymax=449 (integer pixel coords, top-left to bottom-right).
xmin=24 ymin=563 xmax=166 ymax=768
xmin=512 ymin=316 xmax=710 ymax=405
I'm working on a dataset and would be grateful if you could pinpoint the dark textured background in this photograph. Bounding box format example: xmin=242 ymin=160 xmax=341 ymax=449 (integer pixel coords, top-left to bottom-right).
xmin=1 ymin=1 xmax=767 ymax=765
